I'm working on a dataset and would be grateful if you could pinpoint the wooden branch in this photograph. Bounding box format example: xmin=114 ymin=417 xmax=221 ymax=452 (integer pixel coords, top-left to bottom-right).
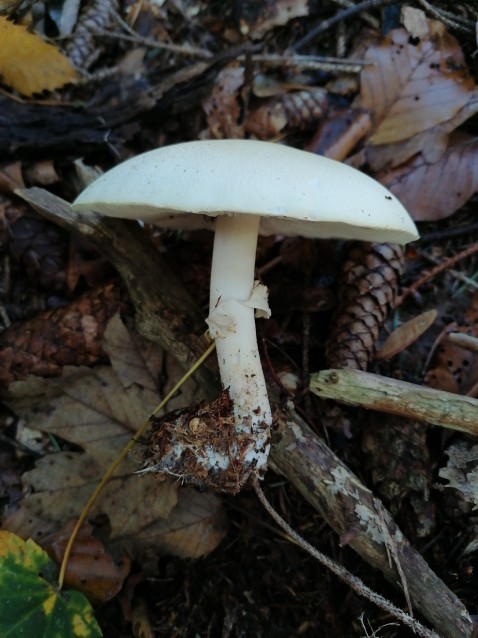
xmin=310 ymin=368 xmax=478 ymax=436
xmin=0 ymin=77 xmax=154 ymax=159
xmin=269 ymin=405 xmax=474 ymax=638
xmin=18 ymin=187 xmax=475 ymax=638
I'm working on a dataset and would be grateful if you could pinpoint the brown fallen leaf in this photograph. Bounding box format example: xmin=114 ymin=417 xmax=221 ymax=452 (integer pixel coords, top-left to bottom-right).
xmin=379 ymin=135 xmax=478 ymax=221
xmin=0 ymin=161 xmax=24 ymax=192
xmin=359 ymin=10 xmax=478 ymax=170
xmin=44 ymin=520 xmax=131 ymax=604
xmin=3 ymin=314 xmax=227 ymax=561
xmin=375 ymin=309 xmax=437 ymax=360
xmin=425 ymin=295 xmax=478 ymax=395
xmin=0 ymin=16 xmax=77 ymax=96
xmin=425 ymin=326 xmax=478 ymax=395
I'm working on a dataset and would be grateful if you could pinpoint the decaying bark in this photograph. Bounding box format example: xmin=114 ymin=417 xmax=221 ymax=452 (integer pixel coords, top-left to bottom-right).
xmin=269 ymin=406 xmax=474 ymax=638
xmin=0 ymin=80 xmax=153 ymax=159
xmin=15 ymin=186 xmax=476 ymax=638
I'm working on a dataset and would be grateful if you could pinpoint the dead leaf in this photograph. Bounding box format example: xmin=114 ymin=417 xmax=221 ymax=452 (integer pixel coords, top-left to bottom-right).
xmin=0 ymin=161 xmax=24 ymax=193
xmin=425 ymin=292 xmax=478 ymax=395
xmin=3 ymin=315 xmax=227 ymax=561
xmin=0 ymin=17 xmax=76 ymax=96
xmin=425 ymin=322 xmax=478 ymax=395
xmin=44 ymin=520 xmax=131 ymax=604
xmin=401 ymin=6 xmax=429 ymax=39
xmin=359 ymin=15 xmax=477 ymax=169
xmin=23 ymin=160 xmax=60 ymax=186
xmin=379 ymin=135 xmax=478 ymax=221
xmin=439 ymin=441 xmax=478 ymax=508
xmin=375 ymin=309 xmax=437 ymax=360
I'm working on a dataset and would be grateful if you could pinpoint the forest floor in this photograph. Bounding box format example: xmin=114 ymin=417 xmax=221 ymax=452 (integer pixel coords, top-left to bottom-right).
xmin=2 ymin=1 xmax=478 ymax=637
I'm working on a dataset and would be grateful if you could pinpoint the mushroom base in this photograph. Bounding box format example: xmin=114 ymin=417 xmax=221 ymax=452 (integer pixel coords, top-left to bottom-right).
xmin=140 ymin=391 xmax=271 ymax=495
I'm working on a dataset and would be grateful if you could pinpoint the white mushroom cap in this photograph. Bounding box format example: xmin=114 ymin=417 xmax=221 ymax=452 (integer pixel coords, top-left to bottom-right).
xmin=73 ymin=139 xmax=418 ymax=243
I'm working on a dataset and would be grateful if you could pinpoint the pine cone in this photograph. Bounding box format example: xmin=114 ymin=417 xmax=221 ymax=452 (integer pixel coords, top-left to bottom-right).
xmin=66 ymin=0 xmax=118 ymax=70
xmin=326 ymin=243 xmax=434 ymax=536
xmin=325 ymin=242 xmax=403 ymax=370
xmin=245 ymin=88 xmax=328 ymax=138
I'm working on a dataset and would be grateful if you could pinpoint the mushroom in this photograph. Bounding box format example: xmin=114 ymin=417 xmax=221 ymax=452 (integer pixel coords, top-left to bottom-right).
xmin=73 ymin=139 xmax=418 ymax=491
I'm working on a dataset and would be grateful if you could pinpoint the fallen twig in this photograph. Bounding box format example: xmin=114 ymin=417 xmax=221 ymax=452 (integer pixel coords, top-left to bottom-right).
xmin=293 ymin=0 xmax=408 ymax=51
xmin=310 ymin=368 xmax=478 ymax=436
xmin=395 ymin=243 xmax=478 ymax=307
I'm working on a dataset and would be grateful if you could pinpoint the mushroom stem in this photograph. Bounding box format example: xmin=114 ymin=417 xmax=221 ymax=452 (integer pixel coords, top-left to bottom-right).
xmin=207 ymin=214 xmax=271 ymax=468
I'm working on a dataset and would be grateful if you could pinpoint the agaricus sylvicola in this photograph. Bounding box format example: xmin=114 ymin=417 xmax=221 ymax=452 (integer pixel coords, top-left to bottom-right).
xmin=73 ymin=140 xmax=418 ymax=492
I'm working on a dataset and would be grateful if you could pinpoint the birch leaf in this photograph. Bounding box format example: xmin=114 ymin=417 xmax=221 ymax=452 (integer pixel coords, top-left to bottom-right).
xmin=0 ymin=16 xmax=76 ymax=96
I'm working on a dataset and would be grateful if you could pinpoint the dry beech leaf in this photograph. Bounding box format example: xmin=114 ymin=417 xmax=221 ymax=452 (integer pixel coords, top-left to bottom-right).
xmin=0 ymin=17 xmax=76 ymax=96
xmin=379 ymin=135 xmax=478 ymax=221
xmin=425 ymin=327 xmax=478 ymax=395
xmin=375 ymin=309 xmax=437 ymax=360
xmin=44 ymin=520 xmax=131 ymax=604
xmin=360 ymin=13 xmax=477 ymax=169
xmin=401 ymin=5 xmax=429 ymax=38
xmin=3 ymin=315 xmax=226 ymax=561
xmin=425 ymin=294 xmax=478 ymax=394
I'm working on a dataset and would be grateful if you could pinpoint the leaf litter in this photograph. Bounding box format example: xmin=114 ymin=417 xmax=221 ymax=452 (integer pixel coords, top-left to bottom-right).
xmin=3 ymin=314 xmax=227 ymax=565
xmin=3 ymin=1 xmax=478 ymax=635
xmin=346 ymin=7 xmax=478 ymax=224
xmin=360 ymin=10 xmax=477 ymax=169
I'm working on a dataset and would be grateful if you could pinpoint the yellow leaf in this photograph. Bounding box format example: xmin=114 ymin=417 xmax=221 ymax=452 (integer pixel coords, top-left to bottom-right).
xmin=0 ymin=17 xmax=76 ymax=96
